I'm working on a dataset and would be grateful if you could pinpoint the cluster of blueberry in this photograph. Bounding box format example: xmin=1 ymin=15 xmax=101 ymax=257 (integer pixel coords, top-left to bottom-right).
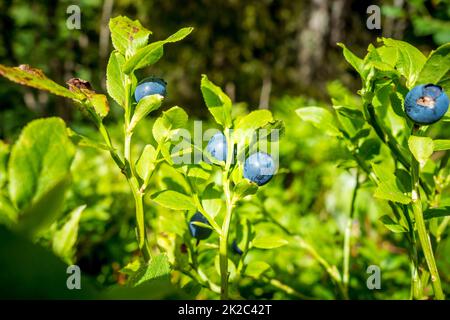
xmin=206 ymin=132 xmax=276 ymax=186
xmin=135 ymin=77 xmax=278 ymax=243
xmin=135 ymin=78 xmax=449 ymax=244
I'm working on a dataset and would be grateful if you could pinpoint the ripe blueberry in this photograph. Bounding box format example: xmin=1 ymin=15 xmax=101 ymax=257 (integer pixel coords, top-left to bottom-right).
xmin=243 ymin=152 xmax=276 ymax=186
xmin=206 ymin=132 xmax=228 ymax=162
xmin=404 ymin=84 xmax=449 ymax=125
xmin=189 ymin=212 xmax=212 ymax=240
xmin=134 ymin=77 xmax=167 ymax=102
xmin=232 ymin=240 xmax=243 ymax=255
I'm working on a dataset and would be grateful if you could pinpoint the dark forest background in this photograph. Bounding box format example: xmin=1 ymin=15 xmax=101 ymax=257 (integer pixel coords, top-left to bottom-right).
xmin=1 ymin=0 xmax=449 ymax=137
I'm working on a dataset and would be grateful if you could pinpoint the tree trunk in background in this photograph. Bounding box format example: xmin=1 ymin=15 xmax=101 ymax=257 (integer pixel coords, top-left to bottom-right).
xmin=330 ymin=0 xmax=347 ymax=46
xmin=100 ymin=0 xmax=115 ymax=91
xmin=297 ymin=0 xmax=349 ymax=86
xmin=47 ymin=0 xmax=71 ymax=121
xmin=383 ymin=0 xmax=406 ymax=39
xmin=259 ymin=72 xmax=272 ymax=110
xmin=225 ymin=82 xmax=236 ymax=103
xmin=297 ymin=0 xmax=329 ymax=85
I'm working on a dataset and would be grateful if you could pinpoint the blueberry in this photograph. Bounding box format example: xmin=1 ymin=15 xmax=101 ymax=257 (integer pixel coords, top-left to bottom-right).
xmin=206 ymin=132 xmax=228 ymax=162
xmin=404 ymin=84 xmax=449 ymax=125
xmin=189 ymin=212 xmax=212 ymax=240
xmin=134 ymin=77 xmax=167 ymax=102
xmin=243 ymin=152 xmax=276 ymax=186
xmin=232 ymin=240 xmax=243 ymax=255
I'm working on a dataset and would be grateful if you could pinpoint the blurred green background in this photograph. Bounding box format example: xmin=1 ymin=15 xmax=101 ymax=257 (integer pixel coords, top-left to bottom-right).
xmin=1 ymin=0 xmax=450 ymax=138
xmin=0 ymin=0 xmax=449 ymax=299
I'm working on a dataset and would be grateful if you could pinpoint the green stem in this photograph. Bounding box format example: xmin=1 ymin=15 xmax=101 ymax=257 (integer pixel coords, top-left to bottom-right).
xmin=262 ymin=276 xmax=314 ymax=300
xmin=437 ymin=217 xmax=450 ymax=242
xmin=97 ymin=121 xmax=126 ymax=172
xmin=128 ymin=175 xmax=151 ymax=262
xmin=297 ymin=236 xmax=347 ymax=298
xmin=219 ymin=128 xmax=234 ymax=300
xmin=410 ymin=242 xmax=422 ymax=299
xmin=122 ymin=75 xmax=151 ymax=261
xmin=343 ymin=169 xmax=359 ymax=298
xmin=365 ymin=103 xmax=410 ymax=169
xmin=219 ymin=180 xmax=232 ymax=300
xmin=410 ymin=131 xmax=444 ymax=300
xmin=402 ymin=204 xmax=422 ymax=300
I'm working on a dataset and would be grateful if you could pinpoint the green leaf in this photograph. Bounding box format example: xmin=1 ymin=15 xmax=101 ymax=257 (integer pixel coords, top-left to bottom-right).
xmin=374 ymin=181 xmax=411 ymax=204
xmin=66 ymin=128 xmax=110 ymax=151
xmin=245 ymin=261 xmax=271 ymax=278
xmin=437 ymin=71 xmax=450 ymax=93
xmin=8 ymin=118 xmax=76 ymax=210
xmin=296 ymin=107 xmax=342 ymax=137
xmin=191 ymin=221 xmax=214 ymax=231
xmin=433 ymin=139 xmax=450 ymax=151
xmin=371 ymin=162 xmax=395 ymax=183
xmin=17 ymin=176 xmax=71 ymax=238
xmin=127 ymin=254 xmax=171 ymax=288
xmin=52 ymin=205 xmax=86 ymax=264
xmin=151 ymin=190 xmax=196 ymax=211
xmin=252 ymin=235 xmax=289 ymax=249
xmin=0 ymin=64 xmax=80 ymax=100
xmin=235 ymin=110 xmax=273 ymax=130
xmin=160 ymin=142 xmax=173 ymax=165
xmin=87 ymin=93 xmax=110 ymax=119
xmin=417 ymin=43 xmax=450 ymax=86
xmin=423 ymin=207 xmax=450 ymax=220
xmin=200 ymin=75 xmax=233 ymax=128
xmin=259 ymin=120 xmax=285 ymax=141
xmin=334 ymin=106 xmax=365 ymax=137
xmin=129 ymin=94 xmax=164 ymax=131
xmin=136 ymin=144 xmax=157 ymax=182
xmin=187 ymin=165 xmax=212 ymax=186
xmin=65 ymin=79 xmax=110 ymax=119
xmin=337 ymin=43 xmax=365 ymax=77
xmin=120 ymin=259 xmax=142 ymax=276
xmin=233 ymin=180 xmax=258 ymax=201
xmin=380 ymin=38 xmax=427 ymax=87
xmin=0 ymin=141 xmax=9 ymax=189
xmin=367 ymin=45 xmax=398 ymax=70
xmin=379 ymin=215 xmax=408 ymax=233
xmin=109 ymin=16 xmax=151 ymax=58
xmin=123 ymin=27 xmax=193 ymax=74
xmin=371 ymin=162 xmax=411 ymax=204
xmin=234 ymin=110 xmax=274 ymax=145
xmin=0 ymin=195 xmax=17 ymax=226
xmin=152 ymin=106 xmax=188 ymax=143
xmin=408 ymin=136 xmax=434 ymax=167
xmin=106 ymin=51 xmax=126 ymax=108
xmin=0 ymin=225 xmax=97 ymax=299
xmin=201 ymin=184 xmax=222 ymax=219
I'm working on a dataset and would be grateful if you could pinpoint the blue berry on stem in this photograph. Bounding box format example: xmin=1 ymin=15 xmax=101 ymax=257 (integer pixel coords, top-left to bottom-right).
xmin=243 ymin=152 xmax=276 ymax=186
xmin=134 ymin=77 xmax=167 ymax=102
xmin=404 ymin=84 xmax=449 ymax=125
xmin=189 ymin=212 xmax=212 ymax=240
xmin=206 ymin=132 xmax=228 ymax=162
